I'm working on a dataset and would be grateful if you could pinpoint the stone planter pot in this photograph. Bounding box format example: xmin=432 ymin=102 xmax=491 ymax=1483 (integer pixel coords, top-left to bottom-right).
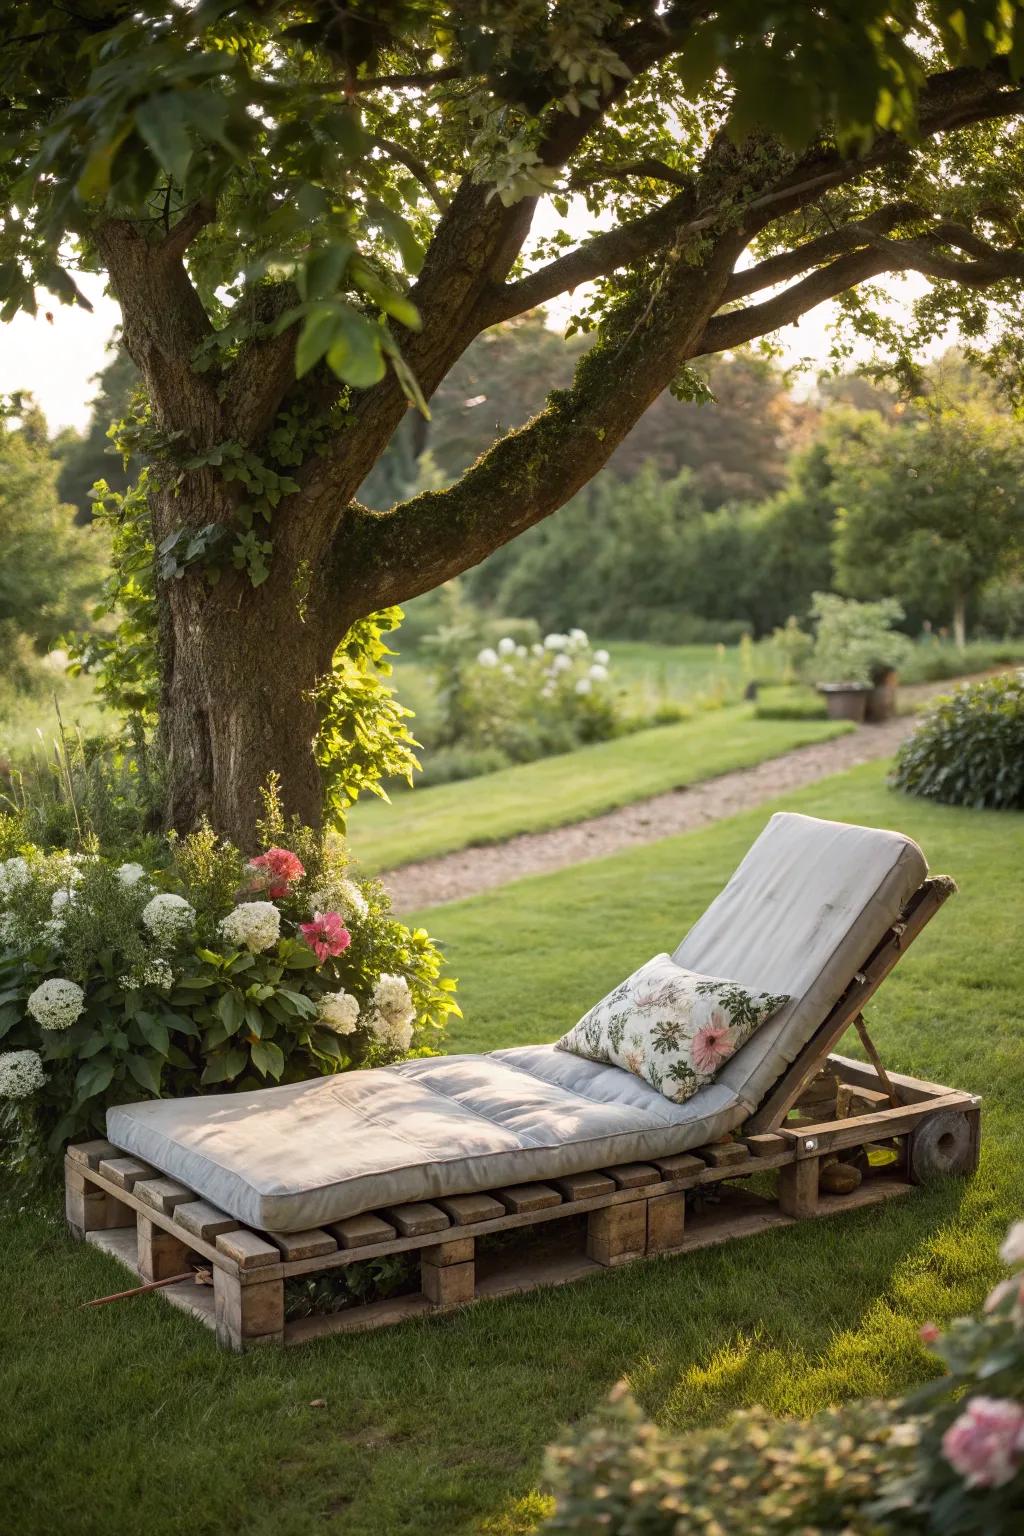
xmin=816 ymin=683 xmax=871 ymax=723
xmin=865 ymin=669 xmax=899 ymax=724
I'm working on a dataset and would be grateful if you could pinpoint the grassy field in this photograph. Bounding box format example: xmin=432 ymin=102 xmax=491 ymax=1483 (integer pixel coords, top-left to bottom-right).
xmin=3 ymin=759 xmax=1022 ymax=1536
xmin=347 ymin=706 xmax=851 ymax=870
xmin=0 ymin=671 xmax=107 ymax=763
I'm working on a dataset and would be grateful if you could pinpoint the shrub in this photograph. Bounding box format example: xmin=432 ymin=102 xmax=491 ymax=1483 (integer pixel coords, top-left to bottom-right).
xmin=891 ymin=672 xmax=1024 ymax=809
xmin=754 ymin=683 xmax=827 ymax=721
xmin=0 ymin=797 xmax=458 ymax=1172
xmin=428 ymin=628 xmax=621 ymax=768
xmin=807 ymin=593 xmax=914 ymax=686
xmin=543 ymin=1220 xmax=1024 ymax=1536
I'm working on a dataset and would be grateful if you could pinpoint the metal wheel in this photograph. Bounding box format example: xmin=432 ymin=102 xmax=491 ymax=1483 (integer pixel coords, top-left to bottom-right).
xmin=910 ymin=1108 xmax=977 ymax=1182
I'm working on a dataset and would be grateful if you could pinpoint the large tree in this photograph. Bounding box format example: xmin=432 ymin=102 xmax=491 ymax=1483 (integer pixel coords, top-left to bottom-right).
xmin=6 ymin=1 xmax=1024 ymax=844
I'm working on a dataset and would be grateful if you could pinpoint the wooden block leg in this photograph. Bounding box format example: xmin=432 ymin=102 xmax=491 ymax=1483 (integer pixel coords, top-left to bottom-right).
xmin=64 ymin=1162 xmax=133 ymax=1238
xmin=214 ymin=1269 xmax=285 ymax=1351
xmin=421 ymin=1237 xmax=475 ymax=1307
xmin=587 ymin=1198 xmax=647 ymax=1266
xmin=647 ymin=1192 xmax=686 ymax=1254
xmin=778 ymin=1158 xmax=819 ymax=1219
xmin=137 ymin=1213 xmax=193 ymax=1283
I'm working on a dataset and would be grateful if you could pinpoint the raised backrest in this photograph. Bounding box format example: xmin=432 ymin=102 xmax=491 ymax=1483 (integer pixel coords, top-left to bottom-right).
xmin=673 ymin=812 xmax=928 ymax=1112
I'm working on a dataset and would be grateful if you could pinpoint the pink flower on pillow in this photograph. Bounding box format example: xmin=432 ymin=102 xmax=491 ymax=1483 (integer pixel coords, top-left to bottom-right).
xmin=248 ymin=846 xmax=305 ymax=898
xmin=691 ymin=1018 xmax=735 ymax=1074
xmin=300 ymin=911 xmax=351 ymax=963
xmin=942 ymin=1396 xmax=1024 ymax=1489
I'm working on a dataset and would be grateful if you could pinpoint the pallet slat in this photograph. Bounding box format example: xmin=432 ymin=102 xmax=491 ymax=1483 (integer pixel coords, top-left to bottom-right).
xmin=495 ymin=1184 xmax=562 ymax=1214
xmin=328 ymin=1213 xmax=397 ymax=1248
xmin=604 ymin=1163 xmax=660 ymax=1189
xmin=384 ymin=1202 xmax=451 ymax=1236
xmin=435 ymin=1193 xmax=506 ymax=1225
xmin=173 ymin=1200 xmax=240 ymax=1243
xmin=97 ymin=1155 xmax=157 ymax=1191
xmin=66 ymin=1138 xmax=118 ymax=1170
xmin=267 ymin=1228 xmax=338 ymax=1261
xmin=134 ymin=1177 xmax=194 ymax=1216
xmin=216 ymin=1229 xmax=280 ymax=1270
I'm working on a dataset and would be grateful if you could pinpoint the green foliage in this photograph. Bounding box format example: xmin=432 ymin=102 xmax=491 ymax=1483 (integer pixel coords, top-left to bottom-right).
xmin=0 ymin=400 xmax=107 ymax=668
xmin=891 ymin=672 xmax=1024 ymax=809
xmin=54 ymin=347 xmax=139 ymax=520
xmin=832 ymin=408 xmax=1024 ymax=641
xmin=0 ymin=824 xmax=458 ymax=1166
xmin=808 ymin=593 xmax=915 ymax=686
xmin=543 ymin=1226 xmax=1024 ymax=1536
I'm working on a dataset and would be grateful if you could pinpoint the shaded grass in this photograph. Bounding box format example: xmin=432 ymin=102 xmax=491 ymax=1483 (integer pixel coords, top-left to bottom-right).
xmin=348 ymin=706 xmax=850 ymax=871
xmin=3 ymin=760 xmax=1022 ymax=1536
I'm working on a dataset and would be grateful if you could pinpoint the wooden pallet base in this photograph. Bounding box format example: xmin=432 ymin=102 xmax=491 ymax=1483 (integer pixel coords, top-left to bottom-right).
xmin=66 ymin=1053 xmax=980 ymax=1350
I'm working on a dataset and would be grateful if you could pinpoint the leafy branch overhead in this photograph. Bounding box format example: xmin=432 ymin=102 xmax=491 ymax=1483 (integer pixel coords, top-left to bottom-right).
xmin=7 ymin=1 xmax=1024 ymax=842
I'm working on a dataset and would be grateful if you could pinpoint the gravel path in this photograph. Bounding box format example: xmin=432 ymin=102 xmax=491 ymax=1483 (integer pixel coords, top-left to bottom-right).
xmin=381 ymin=680 xmax=972 ymax=913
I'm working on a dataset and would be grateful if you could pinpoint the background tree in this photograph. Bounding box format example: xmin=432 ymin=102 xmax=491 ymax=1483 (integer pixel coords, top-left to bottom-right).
xmin=54 ymin=347 xmax=139 ymax=522
xmin=6 ymin=1 xmax=1024 ymax=844
xmin=0 ymin=400 xmax=106 ymax=681
xmin=832 ymin=406 xmax=1024 ymax=646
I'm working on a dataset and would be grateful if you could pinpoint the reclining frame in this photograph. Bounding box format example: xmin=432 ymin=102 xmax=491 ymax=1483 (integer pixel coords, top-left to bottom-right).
xmin=65 ymin=876 xmax=979 ymax=1350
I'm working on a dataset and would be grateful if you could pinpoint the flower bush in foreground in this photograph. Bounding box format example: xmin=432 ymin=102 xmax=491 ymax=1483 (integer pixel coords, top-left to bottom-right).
xmin=0 ymin=800 xmax=459 ymax=1164
xmin=543 ymin=1219 xmax=1024 ymax=1535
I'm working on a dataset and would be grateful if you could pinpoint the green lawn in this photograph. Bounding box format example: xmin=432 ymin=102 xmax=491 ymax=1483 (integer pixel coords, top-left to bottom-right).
xmin=4 ymin=760 xmax=1022 ymax=1536
xmin=348 ymin=706 xmax=851 ymax=870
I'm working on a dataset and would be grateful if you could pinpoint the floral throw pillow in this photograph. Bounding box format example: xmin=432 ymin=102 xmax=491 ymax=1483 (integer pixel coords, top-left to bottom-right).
xmin=555 ymin=953 xmax=790 ymax=1105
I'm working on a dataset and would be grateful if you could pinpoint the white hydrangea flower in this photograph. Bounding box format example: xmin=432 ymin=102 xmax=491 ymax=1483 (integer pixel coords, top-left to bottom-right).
xmin=569 ymin=627 xmax=588 ymax=646
xmin=0 ymin=856 xmax=30 ymax=900
xmin=42 ymin=917 xmax=65 ymax=946
xmin=0 ymin=1049 xmax=46 ymax=1099
xmin=497 ymin=636 xmax=517 ymax=656
xmin=594 ymin=648 xmax=610 ymax=665
xmin=544 ymin=633 xmax=568 ymax=650
xmin=1001 ymin=1221 xmax=1024 ymax=1267
xmin=218 ymin=900 xmax=281 ymax=954
xmin=117 ymin=862 xmax=148 ymax=887
xmin=142 ymin=893 xmax=195 ymax=943
xmin=51 ymin=886 xmax=76 ymax=914
xmin=501 ymin=662 xmax=515 ymax=676
xmin=309 ymin=876 xmax=369 ymax=925
xmin=575 ymin=677 xmax=592 ymax=695
xmin=531 ymin=643 xmax=545 ymax=657
xmin=319 ymin=990 xmax=360 ymax=1034
xmin=120 ymin=959 xmax=175 ymax=991
xmin=589 ymin=663 xmax=609 ymax=682
xmin=370 ymin=1012 xmax=414 ymax=1053
xmin=477 ymin=646 xmax=498 ymax=666
xmin=552 ymin=653 xmax=572 ymax=673
xmin=515 ymin=644 xmax=528 ymax=658
xmin=27 ymin=977 xmax=85 ymax=1030
xmin=372 ymin=972 xmax=415 ymax=1024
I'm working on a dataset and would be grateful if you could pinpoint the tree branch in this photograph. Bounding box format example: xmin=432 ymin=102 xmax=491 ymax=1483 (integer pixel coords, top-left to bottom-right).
xmin=567 ymin=156 xmax=695 ymax=191
xmin=161 ymin=200 xmax=216 ymax=260
xmin=368 ymin=134 xmax=450 ymax=210
xmin=695 ymin=226 xmax=1024 ymax=357
xmin=724 ymin=202 xmax=925 ymax=301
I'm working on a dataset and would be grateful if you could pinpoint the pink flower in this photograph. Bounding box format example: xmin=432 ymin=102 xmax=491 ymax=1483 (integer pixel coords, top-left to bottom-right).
xmin=300 ymin=911 xmax=351 ymax=964
xmin=919 ymin=1321 xmax=941 ymax=1345
xmin=247 ymin=847 xmax=305 ymax=898
xmin=691 ymin=1020 xmax=735 ymax=1075
xmin=942 ymin=1396 xmax=1024 ymax=1489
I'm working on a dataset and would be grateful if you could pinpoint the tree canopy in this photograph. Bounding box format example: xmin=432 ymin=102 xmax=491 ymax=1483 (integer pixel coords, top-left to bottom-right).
xmin=6 ymin=1 xmax=1024 ymax=841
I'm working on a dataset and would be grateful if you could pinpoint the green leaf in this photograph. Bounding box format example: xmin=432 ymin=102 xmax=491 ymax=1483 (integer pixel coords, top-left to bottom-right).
xmin=74 ymin=1058 xmax=116 ymax=1102
xmin=250 ymin=1039 xmax=285 ymax=1080
xmin=217 ymin=990 xmax=245 ymax=1033
xmin=127 ymin=1054 xmax=163 ymax=1095
xmin=135 ymin=94 xmax=194 ymax=181
xmin=135 ymin=1011 xmax=170 ymax=1056
xmin=296 ymin=307 xmax=344 ymax=377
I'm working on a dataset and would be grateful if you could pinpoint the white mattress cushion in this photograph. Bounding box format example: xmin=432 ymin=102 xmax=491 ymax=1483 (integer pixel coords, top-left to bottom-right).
xmin=106 ymin=1044 xmax=746 ymax=1232
xmin=105 ymin=812 xmax=928 ymax=1233
xmin=673 ymin=812 xmax=927 ymax=1109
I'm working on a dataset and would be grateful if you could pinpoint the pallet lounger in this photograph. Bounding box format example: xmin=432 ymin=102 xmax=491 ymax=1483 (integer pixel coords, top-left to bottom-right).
xmin=66 ymin=814 xmax=980 ymax=1349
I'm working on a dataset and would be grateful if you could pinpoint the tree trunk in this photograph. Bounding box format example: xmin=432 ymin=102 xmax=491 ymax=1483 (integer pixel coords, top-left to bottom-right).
xmin=952 ymin=589 xmax=967 ymax=652
xmin=158 ymin=561 xmax=330 ymax=851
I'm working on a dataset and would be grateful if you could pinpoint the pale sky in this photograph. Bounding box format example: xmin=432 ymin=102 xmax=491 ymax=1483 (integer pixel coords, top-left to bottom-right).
xmin=0 ymin=206 xmax=941 ymax=434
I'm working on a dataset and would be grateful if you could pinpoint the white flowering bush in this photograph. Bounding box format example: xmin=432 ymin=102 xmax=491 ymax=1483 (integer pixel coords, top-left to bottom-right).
xmin=544 ymin=1218 xmax=1024 ymax=1536
xmin=435 ymin=628 xmax=619 ymax=777
xmin=0 ymin=801 xmax=459 ymax=1163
